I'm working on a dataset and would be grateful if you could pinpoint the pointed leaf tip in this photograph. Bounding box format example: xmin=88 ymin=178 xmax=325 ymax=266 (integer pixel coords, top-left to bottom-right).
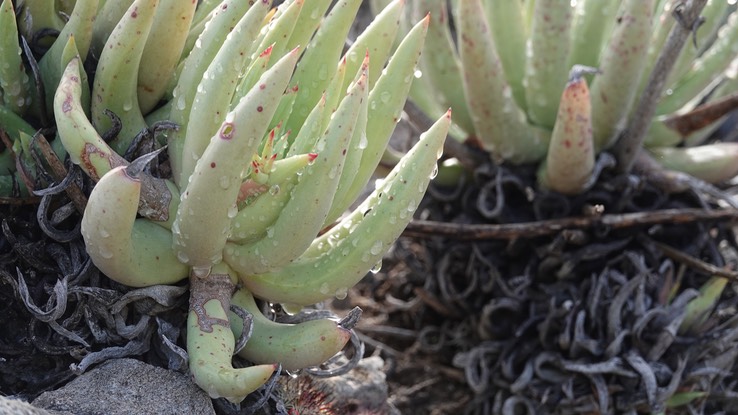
xmin=260 ymin=44 xmax=274 ymax=57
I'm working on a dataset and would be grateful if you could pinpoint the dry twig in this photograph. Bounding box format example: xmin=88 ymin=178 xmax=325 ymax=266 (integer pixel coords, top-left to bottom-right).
xmin=403 ymin=207 xmax=738 ymax=240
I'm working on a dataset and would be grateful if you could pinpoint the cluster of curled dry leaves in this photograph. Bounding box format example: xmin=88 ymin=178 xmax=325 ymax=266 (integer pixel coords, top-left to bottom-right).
xmin=344 ymin=149 xmax=738 ymax=415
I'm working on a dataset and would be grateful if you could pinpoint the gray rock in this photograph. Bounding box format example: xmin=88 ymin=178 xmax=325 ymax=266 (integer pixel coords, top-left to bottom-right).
xmin=32 ymin=359 xmax=214 ymax=415
xmin=0 ymin=396 xmax=74 ymax=415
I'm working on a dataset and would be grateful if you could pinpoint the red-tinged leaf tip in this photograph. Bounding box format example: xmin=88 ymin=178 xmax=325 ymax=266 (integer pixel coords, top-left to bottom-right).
xmin=307 ymin=153 xmax=318 ymax=162
xmin=260 ymin=44 xmax=274 ymax=58
xmin=423 ymin=13 xmax=431 ymax=25
xmin=362 ymin=50 xmax=370 ymax=70
xmin=270 ymin=153 xmax=278 ymax=161
xmin=446 ymin=108 xmax=452 ymax=119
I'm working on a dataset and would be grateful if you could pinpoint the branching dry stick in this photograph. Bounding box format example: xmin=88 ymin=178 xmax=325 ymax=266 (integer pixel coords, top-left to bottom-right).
xmin=614 ymin=0 xmax=708 ymax=173
xmin=403 ymin=207 xmax=738 ymax=240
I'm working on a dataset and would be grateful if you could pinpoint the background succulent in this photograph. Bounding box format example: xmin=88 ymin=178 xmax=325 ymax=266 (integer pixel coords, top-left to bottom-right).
xmin=351 ymin=1 xmax=738 ymax=413
xmin=1 ymin=0 xmax=451 ymax=404
xmin=372 ymin=0 xmax=738 ymax=195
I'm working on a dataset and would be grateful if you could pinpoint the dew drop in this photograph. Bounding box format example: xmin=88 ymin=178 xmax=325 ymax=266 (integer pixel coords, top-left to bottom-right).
xmin=99 ymin=227 xmax=110 ymax=238
xmin=176 ymin=96 xmax=186 ymax=110
xmin=429 ymin=164 xmax=438 ymax=179
xmin=98 ymin=247 xmax=113 ymax=259
xmin=282 ymin=303 xmax=302 ymax=315
xmin=177 ymin=251 xmax=189 ymax=263
xmin=358 ymin=133 xmax=368 ymax=149
xmin=319 ymin=282 xmax=330 ymax=295
xmin=122 ymin=99 xmax=133 ymax=111
xmin=380 ymin=91 xmax=391 ymax=103
xmin=370 ymin=259 xmax=382 ymax=274
xmin=334 ymin=287 xmax=348 ymax=300
xmin=370 ymin=240 xmax=383 ymax=255
xmin=268 ymin=184 xmax=280 ymax=195
xmin=219 ymin=175 xmax=230 ymax=189
xmin=318 ymin=65 xmax=329 ymax=81
xmin=227 ymin=204 xmax=238 ymax=218
xmin=192 ymin=266 xmax=210 ymax=278
xmin=328 ymin=166 xmax=338 ymax=179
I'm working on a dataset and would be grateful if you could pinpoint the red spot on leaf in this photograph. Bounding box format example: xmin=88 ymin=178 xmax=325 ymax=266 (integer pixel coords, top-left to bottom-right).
xmin=210 ymin=162 xmax=216 ymax=168
xmin=564 ymin=139 xmax=572 ymax=148
xmin=62 ymin=97 xmax=73 ymax=113
xmin=131 ymin=7 xmax=138 ymax=17
xmin=257 ymin=106 xmax=263 ymax=112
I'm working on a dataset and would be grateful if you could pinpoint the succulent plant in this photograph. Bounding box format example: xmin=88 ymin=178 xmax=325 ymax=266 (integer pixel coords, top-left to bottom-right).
xmin=0 ymin=0 xmax=38 ymax=196
xmin=372 ymin=0 xmax=738 ymax=194
xmin=2 ymin=0 xmax=451 ymax=403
